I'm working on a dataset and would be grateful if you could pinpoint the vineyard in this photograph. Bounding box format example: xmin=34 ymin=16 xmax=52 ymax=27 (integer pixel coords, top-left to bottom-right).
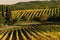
xmin=0 ymin=8 xmax=60 ymax=21
xmin=0 ymin=0 xmax=60 ymax=40
xmin=11 ymin=8 xmax=60 ymax=20
xmin=0 ymin=25 xmax=60 ymax=40
xmin=0 ymin=8 xmax=60 ymax=40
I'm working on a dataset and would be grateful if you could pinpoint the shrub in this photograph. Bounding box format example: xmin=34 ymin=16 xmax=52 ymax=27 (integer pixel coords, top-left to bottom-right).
xmin=40 ymin=14 xmax=49 ymax=22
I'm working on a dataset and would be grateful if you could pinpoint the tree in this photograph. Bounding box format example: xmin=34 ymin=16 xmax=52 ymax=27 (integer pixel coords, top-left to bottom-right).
xmin=0 ymin=13 xmax=5 ymax=26
xmin=0 ymin=5 xmax=5 ymax=26
xmin=2 ymin=5 xmax=4 ymax=17
xmin=40 ymin=14 xmax=49 ymax=22
xmin=5 ymin=6 xmax=12 ymax=25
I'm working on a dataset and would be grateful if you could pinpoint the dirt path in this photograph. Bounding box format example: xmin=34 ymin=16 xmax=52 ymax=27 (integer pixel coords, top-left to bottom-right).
xmin=13 ymin=22 xmax=41 ymax=25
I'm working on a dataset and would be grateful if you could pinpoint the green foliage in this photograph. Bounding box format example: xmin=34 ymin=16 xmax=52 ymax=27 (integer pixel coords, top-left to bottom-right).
xmin=0 ymin=13 xmax=5 ymax=26
xmin=0 ymin=1 xmax=59 ymax=11
xmin=5 ymin=6 xmax=12 ymax=25
xmin=32 ymin=17 xmax=40 ymax=22
xmin=20 ymin=15 xmax=27 ymax=21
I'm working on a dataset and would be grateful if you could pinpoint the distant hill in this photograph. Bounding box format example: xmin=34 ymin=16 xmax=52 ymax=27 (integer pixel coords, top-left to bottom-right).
xmin=0 ymin=1 xmax=59 ymax=11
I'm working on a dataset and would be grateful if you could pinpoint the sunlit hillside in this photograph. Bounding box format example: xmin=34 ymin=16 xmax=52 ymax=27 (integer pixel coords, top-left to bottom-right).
xmin=0 ymin=1 xmax=60 ymax=40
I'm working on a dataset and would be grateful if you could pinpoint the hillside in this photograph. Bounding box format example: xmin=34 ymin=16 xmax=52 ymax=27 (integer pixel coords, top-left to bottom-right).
xmin=0 ymin=1 xmax=59 ymax=11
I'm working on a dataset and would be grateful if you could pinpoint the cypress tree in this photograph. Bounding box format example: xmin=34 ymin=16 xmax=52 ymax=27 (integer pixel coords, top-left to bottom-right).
xmin=5 ymin=5 xmax=12 ymax=25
